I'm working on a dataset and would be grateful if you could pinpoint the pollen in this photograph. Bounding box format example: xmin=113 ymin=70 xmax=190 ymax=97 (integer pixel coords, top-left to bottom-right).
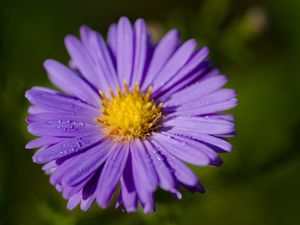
xmin=95 ymin=81 xmax=163 ymax=142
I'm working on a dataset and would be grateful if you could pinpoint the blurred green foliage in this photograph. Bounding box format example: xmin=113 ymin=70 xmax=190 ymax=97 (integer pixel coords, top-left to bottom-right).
xmin=1 ymin=0 xmax=300 ymax=224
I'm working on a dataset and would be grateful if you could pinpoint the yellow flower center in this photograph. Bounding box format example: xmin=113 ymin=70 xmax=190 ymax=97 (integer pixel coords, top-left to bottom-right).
xmin=95 ymin=81 xmax=163 ymax=142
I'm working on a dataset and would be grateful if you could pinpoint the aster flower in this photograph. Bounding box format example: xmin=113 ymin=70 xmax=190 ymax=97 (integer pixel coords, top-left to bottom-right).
xmin=25 ymin=17 xmax=237 ymax=213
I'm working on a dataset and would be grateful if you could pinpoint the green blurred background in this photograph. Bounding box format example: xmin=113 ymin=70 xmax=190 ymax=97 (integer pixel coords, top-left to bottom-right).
xmin=1 ymin=0 xmax=300 ymax=224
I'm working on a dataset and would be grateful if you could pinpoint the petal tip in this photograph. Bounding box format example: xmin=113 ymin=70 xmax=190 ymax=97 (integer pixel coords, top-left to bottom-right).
xmin=25 ymin=142 xmax=34 ymax=149
xmin=64 ymin=35 xmax=78 ymax=48
xmin=143 ymin=204 xmax=155 ymax=214
xmin=126 ymin=207 xmax=137 ymax=213
xmin=168 ymin=29 xmax=180 ymax=38
xmin=24 ymin=90 xmax=33 ymax=100
xmin=80 ymin=24 xmax=91 ymax=32
xmin=43 ymin=58 xmax=55 ymax=69
xmin=32 ymin=154 xmax=41 ymax=163
xmin=135 ymin=18 xmax=146 ymax=27
xmin=118 ymin=16 xmax=131 ymax=25
xmin=96 ymin=197 xmax=109 ymax=209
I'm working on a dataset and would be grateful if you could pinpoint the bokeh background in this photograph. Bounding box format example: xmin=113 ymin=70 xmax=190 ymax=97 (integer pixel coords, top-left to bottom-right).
xmin=1 ymin=0 xmax=299 ymax=224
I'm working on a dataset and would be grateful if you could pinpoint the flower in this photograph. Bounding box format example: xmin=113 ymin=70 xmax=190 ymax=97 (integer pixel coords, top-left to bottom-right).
xmin=25 ymin=17 xmax=237 ymax=213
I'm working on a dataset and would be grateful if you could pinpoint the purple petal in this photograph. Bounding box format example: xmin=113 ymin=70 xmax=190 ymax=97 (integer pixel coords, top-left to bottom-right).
xmin=27 ymin=112 xmax=95 ymax=124
xmin=44 ymin=59 xmax=100 ymax=107
xmin=26 ymin=88 xmax=63 ymax=114
xmin=42 ymin=160 xmax=58 ymax=172
xmin=80 ymin=26 xmax=120 ymax=92
xmin=65 ymin=35 xmax=102 ymax=87
xmin=107 ymin=23 xmax=117 ymax=56
xmin=165 ymin=75 xmax=228 ymax=105
xmin=119 ymin=153 xmax=138 ymax=212
xmin=143 ymin=140 xmax=180 ymax=196
xmin=80 ymin=172 xmax=100 ymax=211
xmin=60 ymin=170 xmax=95 ymax=199
xmin=50 ymin=155 xmax=82 ymax=185
xmin=27 ymin=113 xmax=99 ymax=137
xmin=26 ymin=136 xmax=66 ymax=149
xmin=142 ymin=29 xmax=179 ymax=89
xmin=116 ymin=17 xmax=134 ymax=85
xmin=29 ymin=86 xmax=58 ymax=93
xmin=169 ymin=89 xmax=237 ymax=110
xmin=167 ymin=134 xmax=222 ymax=166
xmin=149 ymin=138 xmax=200 ymax=187
xmin=25 ymin=89 xmax=99 ymax=117
xmin=33 ymin=133 xmax=102 ymax=163
xmin=130 ymin=19 xmax=148 ymax=85
xmin=159 ymin=67 xmax=217 ymax=100
xmin=96 ymin=144 xmax=129 ymax=208
xmin=164 ymin=116 xmax=235 ymax=135
xmin=171 ymin=98 xmax=238 ymax=116
xmin=153 ymin=47 xmax=209 ymax=96
xmin=152 ymin=133 xmax=210 ymax=166
xmin=67 ymin=192 xmax=81 ymax=210
xmin=28 ymin=105 xmax=48 ymax=114
xmin=181 ymin=182 xmax=205 ymax=193
xmin=61 ymin=140 xmax=111 ymax=186
xmin=151 ymin=39 xmax=196 ymax=92
xmin=166 ymin=129 xmax=232 ymax=152
xmin=130 ymin=139 xmax=158 ymax=192
xmin=80 ymin=195 xmax=95 ymax=211
xmin=63 ymin=182 xmax=86 ymax=199
xmin=42 ymin=160 xmax=58 ymax=175
xmin=131 ymin=152 xmax=155 ymax=213
xmin=208 ymin=114 xmax=235 ymax=122
xmin=78 ymin=25 xmax=91 ymax=47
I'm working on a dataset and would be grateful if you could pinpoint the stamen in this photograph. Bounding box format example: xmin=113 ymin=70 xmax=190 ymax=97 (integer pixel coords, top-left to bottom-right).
xmin=123 ymin=80 xmax=129 ymax=93
xmin=109 ymin=88 xmax=115 ymax=98
xmin=144 ymin=86 xmax=152 ymax=101
xmin=117 ymin=88 xmax=121 ymax=97
xmin=135 ymin=81 xmax=140 ymax=93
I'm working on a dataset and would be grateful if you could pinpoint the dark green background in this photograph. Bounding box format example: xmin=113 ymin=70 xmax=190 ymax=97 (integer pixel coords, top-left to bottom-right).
xmin=1 ymin=0 xmax=299 ymax=224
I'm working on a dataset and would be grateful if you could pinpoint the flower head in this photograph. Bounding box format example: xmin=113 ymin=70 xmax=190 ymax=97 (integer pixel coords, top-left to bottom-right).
xmin=96 ymin=81 xmax=163 ymax=141
xmin=25 ymin=17 xmax=237 ymax=213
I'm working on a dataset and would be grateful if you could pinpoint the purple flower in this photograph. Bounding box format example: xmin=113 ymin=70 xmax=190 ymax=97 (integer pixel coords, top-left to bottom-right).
xmin=25 ymin=17 xmax=237 ymax=213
